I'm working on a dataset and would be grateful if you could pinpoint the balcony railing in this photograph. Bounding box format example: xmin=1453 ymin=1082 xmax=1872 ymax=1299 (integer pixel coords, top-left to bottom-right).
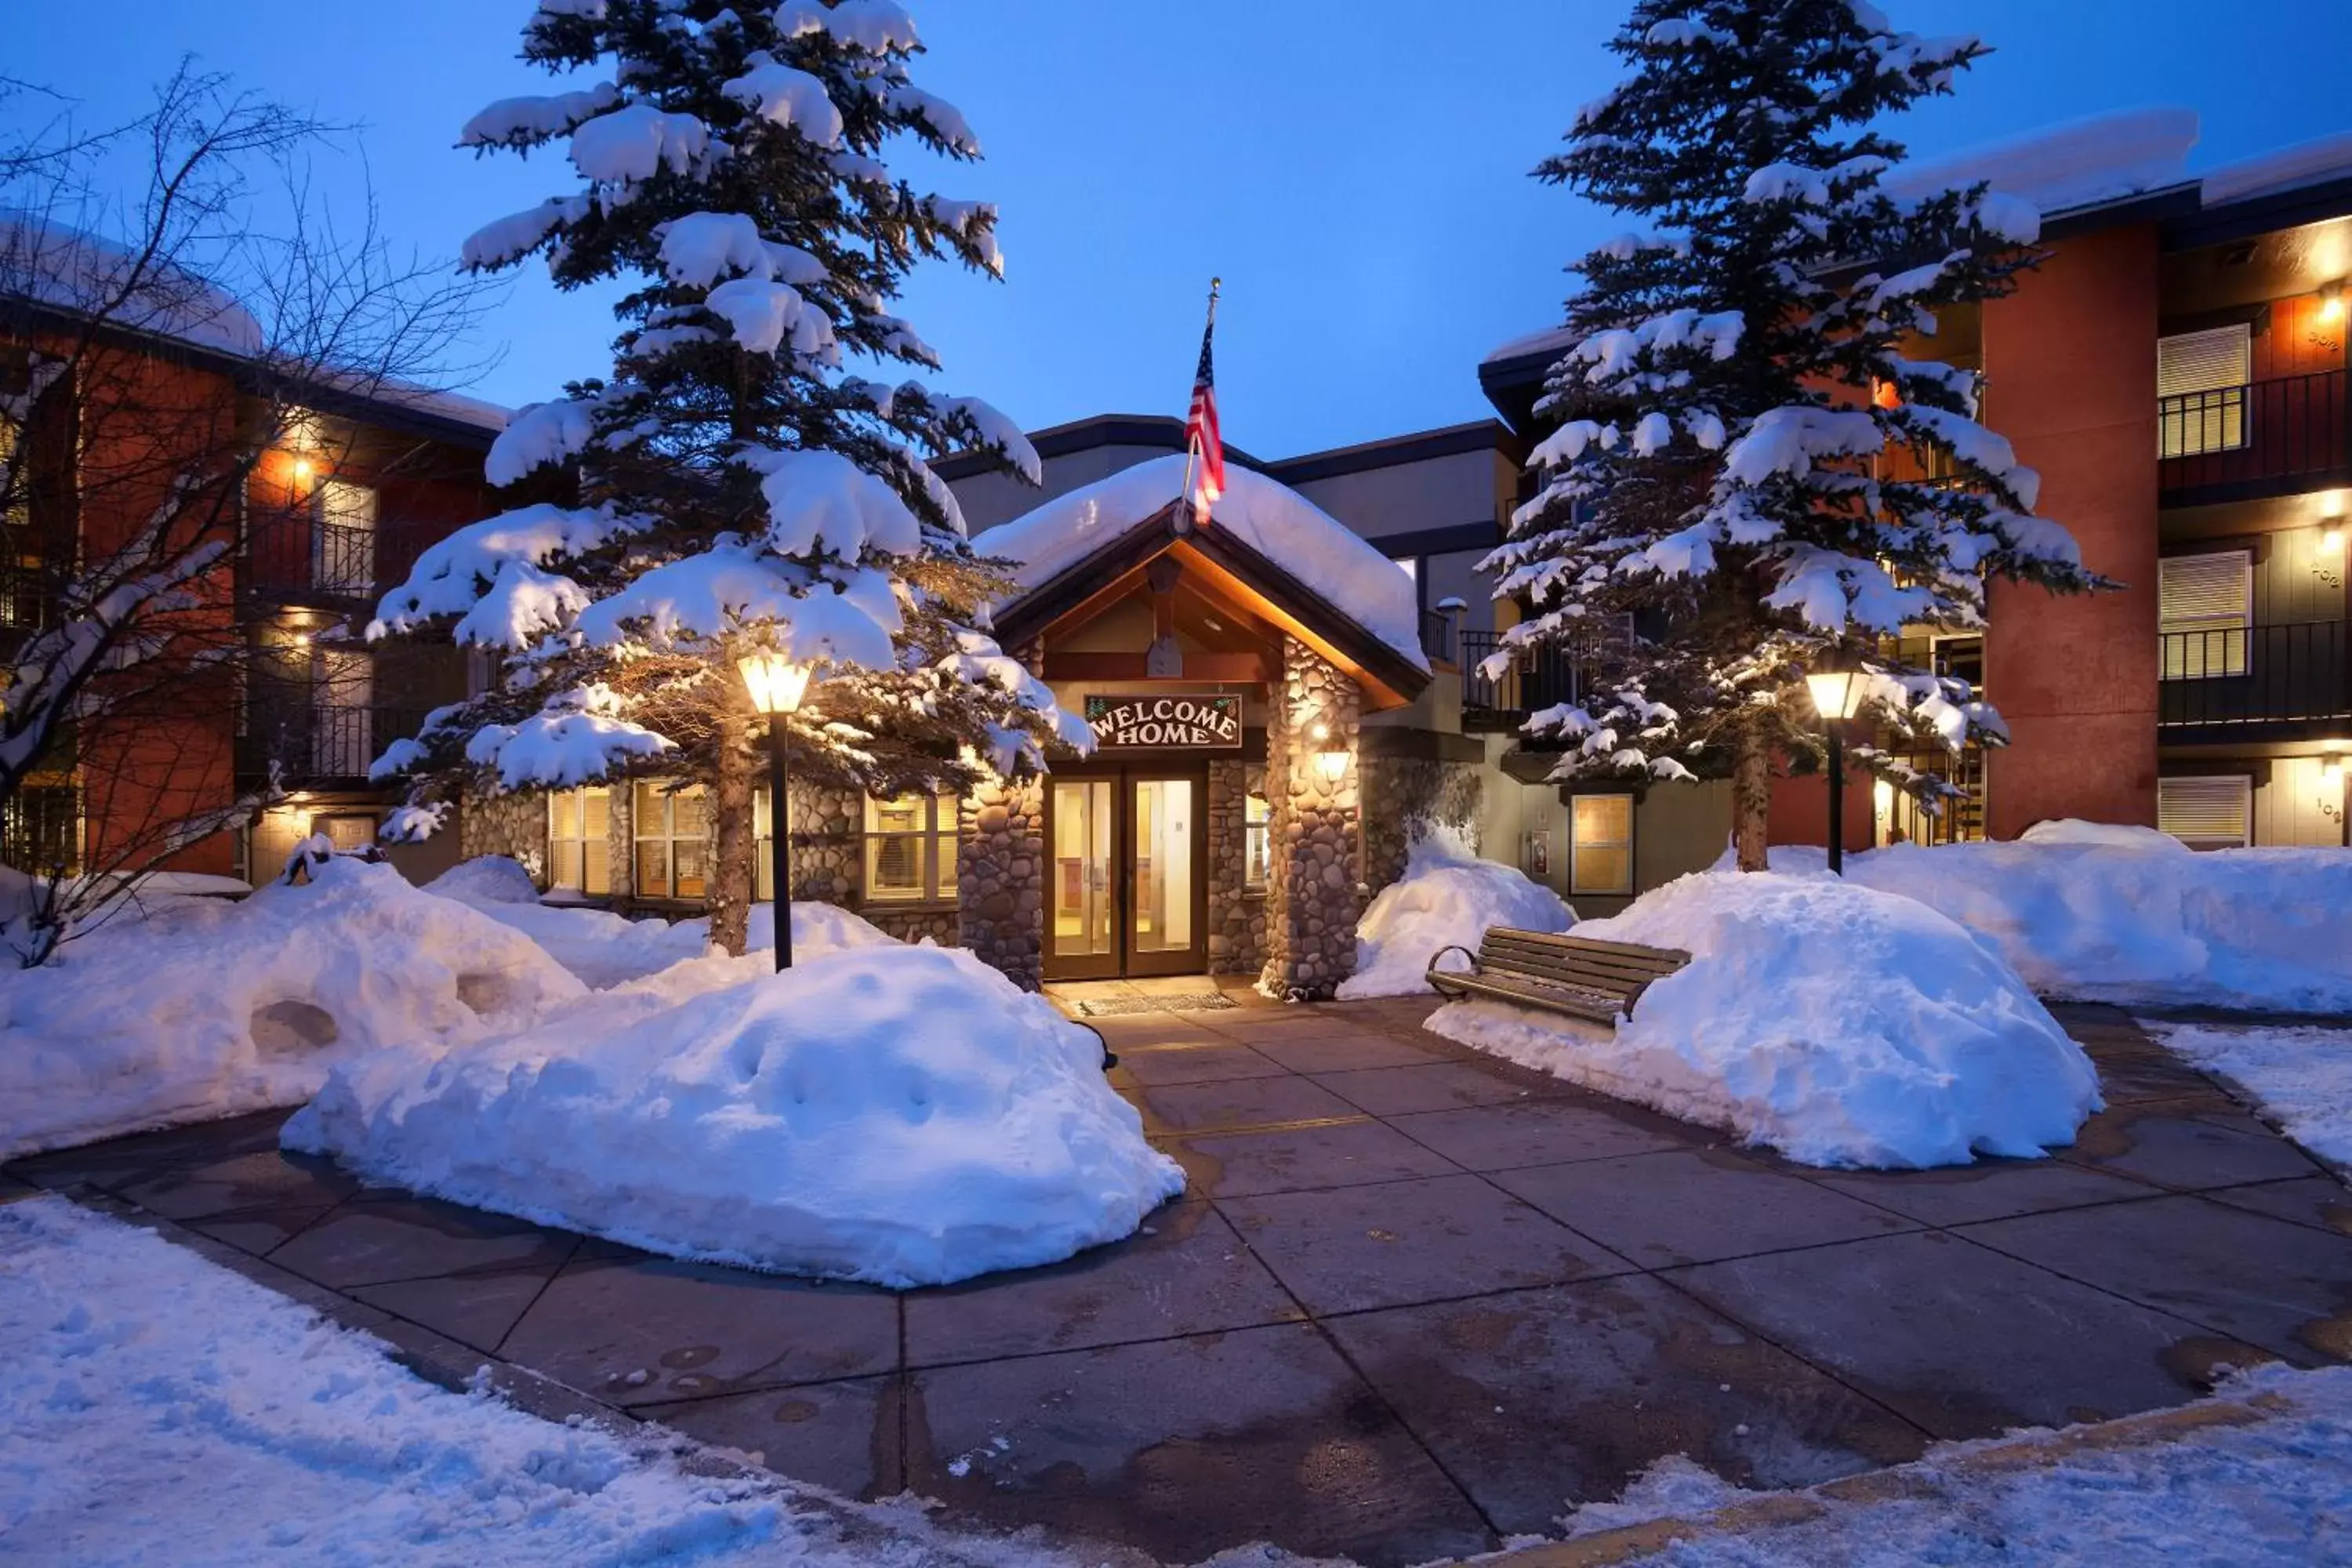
xmin=1460 ymin=628 xmax=1597 ymax=731
xmin=246 ymin=509 xmax=379 ymax=598
xmin=2158 ymin=619 xmax=2351 ymax=729
xmin=2158 ymin=368 xmax=2351 ymax=495
xmin=1418 ymin=606 xmax=1456 ymax=664
xmin=244 ymin=702 xmax=430 ymax=784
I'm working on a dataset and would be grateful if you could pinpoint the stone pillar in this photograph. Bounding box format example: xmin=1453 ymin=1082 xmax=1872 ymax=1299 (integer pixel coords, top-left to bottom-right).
xmin=1359 ymin=756 xmax=1485 ymax=898
xmin=1206 ymin=757 xmax=1262 ymax=975
xmin=959 ymin=776 xmax=1044 ymax=991
xmin=457 ymin=786 xmax=550 ymax=882
xmin=1258 ymin=637 xmax=1364 ymax=1001
xmin=787 ymin=783 xmax=859 ymax=905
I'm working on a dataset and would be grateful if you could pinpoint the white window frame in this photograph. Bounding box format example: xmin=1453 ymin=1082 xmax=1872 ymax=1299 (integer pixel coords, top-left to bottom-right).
xmin=2158 ymin=775 xmax=2253 ymax=850
xmin=2157 ymin=325 xmax=2252 ymax=458
xmin=2159 ymin=550 xmax=2253 ymax=680
xmin=314 ymin=478 xmax=378 ymax=593
xmin=547 ymin=786 xmax=612 ymax=895
xmin=631 ymin=780 xmax=707 ymax=900
xmin=1243 ymin=791 xmax=1271 ymax=891
xmin=863 ymin=792 xmax=958 ymax=904
xmin=1569 ymin=793 xmax=1635 ymax=897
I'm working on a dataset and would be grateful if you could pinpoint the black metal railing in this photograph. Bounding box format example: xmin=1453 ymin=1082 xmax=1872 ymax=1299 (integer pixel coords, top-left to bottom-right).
xmin=2158 ymin=619 xmax=2351 ymax=728
xmin=1459 ymin=628 xmax=1595 ymax=729
xmin=244 ymin=702 xmax=431 ymax=783
xmin=246 ymin=509 xmax=379 ymax=597
xmin=2158 ymin=368 xmax=2351 ymax=494
xmin=1419 ymin=606 xmax=1456 ymax=664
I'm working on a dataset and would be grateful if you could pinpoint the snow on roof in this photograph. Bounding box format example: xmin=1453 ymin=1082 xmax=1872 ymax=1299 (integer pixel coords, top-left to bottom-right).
xmin=1884 ymin=107 xmax=2201 ymax=217
xmin=969 ymin=452 xmax=1430 ymax=671
xmin=1481 ymin=322 xmax=1578 ymax=368
xmin=0 ymin=206 xmax=265 ymax=357
xmin=2198 ymin=129 xmax=2352 ymax=210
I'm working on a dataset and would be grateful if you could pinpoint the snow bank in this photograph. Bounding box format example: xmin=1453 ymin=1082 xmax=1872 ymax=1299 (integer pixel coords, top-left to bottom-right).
xmin=1337 ymin=833 xmax=1574 ymax=1000
xmin=1784 ymin=837 xmax=2352 ymax=1013
xmin=285 ymin=943 xmax=1184 ymax=1286
xmin=1426 ymin=872 xmax=2099 ymax=1168
xmin=0 ymin=859 xmax=584 ymax=1160
xmin=0 ymin=1196 xmax=1107 ymax=1566
xmin=969 ymin=453 xmax=1429 ymax=669
xmin=2139 ymin=1019 xmax=2352 ymax=1164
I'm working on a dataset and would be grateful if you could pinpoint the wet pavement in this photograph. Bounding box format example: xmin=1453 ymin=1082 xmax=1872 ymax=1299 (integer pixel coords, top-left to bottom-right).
xmin=8 ymin=994 xmax=2351 ymax=1566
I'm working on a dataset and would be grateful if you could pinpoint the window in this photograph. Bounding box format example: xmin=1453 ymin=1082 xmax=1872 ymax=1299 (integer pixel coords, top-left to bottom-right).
xmin=2 ymin=777 xmax=81 ymax=874
xmin=2158 ymin=775 xmax=2252 ymax=850
xmin=314 ymin=480 xmax=378 ymax=593
xmin=1243 ymin=792 xmax=1271 ymax=890
xmin=549 ymin=786 xmax=612 ymax=895
xmin=2158 ymin=325 xmax=2252 ymax=457
xmin=2159 ymin=551 xmax=2252 ymax=679
xmin=863 ymin=792 xmax=957 ymax=902
xmin=0 ymin=409 xmax=45 ymax=630
xmin=1570 ymin=793 xmax=1634 ymax=896
xmin=316 ymin=814 xmax=377 ymax=854
xmin=632 ymin=780 xmax=707 ymax=899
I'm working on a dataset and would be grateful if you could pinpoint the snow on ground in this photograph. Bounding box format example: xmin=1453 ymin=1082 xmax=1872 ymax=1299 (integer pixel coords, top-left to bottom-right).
xmin=0 ymin=1195 xmax=1094 ymax=1567
xmin=968 ymin=452 xmax=1430 ymax=669
xmin=1771 ymin=831 xmax=2352 ymax=1013
xmin=2138 ymin=1019 xmax=2352 ymax=1165
xmin=0 ymin=859 xmax=584 ymax=1161
xmin=427 ymin=856 xmax=895 ymax=988
xmin=1576 ymin=1362 xmax=2352 ymax=1566
xmin=285 ymin=942 xmax=1184 ymax=1287
xmin=1426 ymin=871 xmax=2100 ymax=1169
xmin=1336 ymin=831 xmax=1573 ymax=1000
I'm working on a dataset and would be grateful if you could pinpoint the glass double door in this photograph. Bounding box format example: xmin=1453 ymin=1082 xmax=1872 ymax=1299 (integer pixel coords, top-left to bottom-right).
xmin=1047 ymin=769 xmax=1205 ymax=979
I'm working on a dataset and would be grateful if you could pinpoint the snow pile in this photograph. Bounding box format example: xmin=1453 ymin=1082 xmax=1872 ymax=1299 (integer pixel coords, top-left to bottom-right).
xmin=1784 ymin=837 xmax=2352 ymax=1012
xmin=2201 ymin=129 xmax=2352 ymax=209
xmin=1427 ymin=872 xmax=2100 ymax=1168
xmin=423 ymin=857 xmax=897 ymax=989
xmin=0 ymin=859 xmax=584 ymax=1160
xmin=1559 ymin=1361 xmax=2352 ymax=1565
xmin=2139 ymin=1020 xmax=2352 ymax=1164
xmin=0 ymin=1196 xmax=1105 ymax=1567
xmin=1886 ymin=107 xmax=2201 ymax=216
xmin=285 ymin=943 xmax=1184 ymax=1286
xmin=1337 ymin=832 xmax=1575 ymax=1000
xmin=969 ymin=453 xmax=1430 ymax=669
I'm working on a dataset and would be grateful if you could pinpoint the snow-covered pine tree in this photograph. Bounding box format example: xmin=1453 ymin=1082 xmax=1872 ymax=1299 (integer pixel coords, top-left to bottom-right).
xmin=368 ymin=0 xmax=1088 ymax=953
xmin=1487 ymin=0 xmax=2107 ymax=870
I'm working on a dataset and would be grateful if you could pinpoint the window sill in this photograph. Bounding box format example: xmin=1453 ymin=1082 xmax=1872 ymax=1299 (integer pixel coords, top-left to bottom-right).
xmin=859 ymin=898 xmax=960 ymax=916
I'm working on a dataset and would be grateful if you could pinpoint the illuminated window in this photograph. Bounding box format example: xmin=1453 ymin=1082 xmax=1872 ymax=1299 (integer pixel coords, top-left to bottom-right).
xmin=2158 ymin=775 xmax=2252 ymax=850
xmin=2157 ymin=326 xmax=2252 ymax=457
xmin=2 ymin=776 xmax=82 ymax=875
xmin=548 ymin=786 xmax=612 ymax=895
xmin=864 ymin=792 xmax=958 ymax=902
xmin=1570 ymin=793 xmax=1635 ymax=896
xmin=2159 ymin=551 xmax=2252 ymax=679
xmin=632 ymin=781 xmax=707 ymax=900
xmin=1243 ymin=792 xmax=1271 ymax=889
xmin=314 ymin=480 xmax=378 ymax=593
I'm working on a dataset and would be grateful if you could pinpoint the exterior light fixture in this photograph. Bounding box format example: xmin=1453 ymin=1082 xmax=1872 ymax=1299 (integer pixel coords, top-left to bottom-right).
xmin=738 ymin=649 xmax=816 ymax=971
xmin=2322 ymin=280 xmax=2347 ymax=324
xmin=1309 ymin=718 xmax=1348 ymax=783
xmin=1806 ymin=655 xmax=1867 ymax=875
xmin=292 ymin=457 xmax=314 ymax=484
xmin=291 ymin=632 xmax=311 ymax=649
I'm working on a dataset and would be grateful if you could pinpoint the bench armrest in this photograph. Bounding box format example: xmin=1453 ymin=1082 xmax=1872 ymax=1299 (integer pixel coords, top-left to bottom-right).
xmin=1427 ymin=945 xmax=1481 ymax=978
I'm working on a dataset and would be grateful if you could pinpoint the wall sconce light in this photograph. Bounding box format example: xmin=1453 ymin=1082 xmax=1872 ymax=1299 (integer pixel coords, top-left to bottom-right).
xmin=292 ymin=457 xmax=314 ymax=484
xmin=2321 ymin=280 xmax=2347 ymax=325
xmin=291 ymin=632 xmax=311 ymax=649
xmin=1309 ymin=718 xmax=1349 ymax=783
xmin=2321 ymin=493 xmax=2346 ymax=554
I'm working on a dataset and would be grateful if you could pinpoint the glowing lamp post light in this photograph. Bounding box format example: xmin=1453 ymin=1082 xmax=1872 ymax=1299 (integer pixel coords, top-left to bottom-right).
xmin=738 ymin=649 xmax=815 ymax=971
xmin=1806 ymin=658 xmax=1867 ymax=876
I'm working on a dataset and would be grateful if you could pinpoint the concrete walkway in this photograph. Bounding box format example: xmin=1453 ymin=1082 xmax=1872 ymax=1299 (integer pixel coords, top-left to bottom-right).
xmin=8 ymin=995 xmax=2350 ymax=1566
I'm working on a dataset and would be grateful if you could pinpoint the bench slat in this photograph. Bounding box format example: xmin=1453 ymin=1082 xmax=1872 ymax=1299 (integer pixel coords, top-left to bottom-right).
xmin=1431 ymin=924 xmax=1687 ymax=1026
xmin=1429 ymin=971 xmax=1621 ymax=1025
xmin=1483 ymin=930 xmax=1693 ymax=966
xmin=1483 ymin=945 xmax=1678 ymax=988
xmin=1483 ymin=938 xmax=1687 ymax=978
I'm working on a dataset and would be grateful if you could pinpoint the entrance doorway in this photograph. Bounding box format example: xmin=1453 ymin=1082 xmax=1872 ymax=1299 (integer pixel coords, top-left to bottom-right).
xmin=1046 ymin=767 xmax=1207 ymax=980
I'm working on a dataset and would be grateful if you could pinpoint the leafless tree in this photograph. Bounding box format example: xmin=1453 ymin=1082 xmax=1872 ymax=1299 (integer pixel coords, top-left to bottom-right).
xmin=0 ymin=64 xmax=492 ymax=964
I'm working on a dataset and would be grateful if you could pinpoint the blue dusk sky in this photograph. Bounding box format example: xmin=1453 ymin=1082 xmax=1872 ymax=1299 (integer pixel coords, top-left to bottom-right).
xmin=11 ymin=2 xmax=2352 ymax=459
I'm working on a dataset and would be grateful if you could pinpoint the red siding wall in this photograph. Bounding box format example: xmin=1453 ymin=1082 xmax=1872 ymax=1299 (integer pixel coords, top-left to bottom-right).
xmin=1980 ymin=224 xmax=2162 ymax=835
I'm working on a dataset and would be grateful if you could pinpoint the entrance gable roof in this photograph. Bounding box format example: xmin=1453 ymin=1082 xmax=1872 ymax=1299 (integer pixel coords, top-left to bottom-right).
xmin=973 ymin=459 xmax=1432 ymax=710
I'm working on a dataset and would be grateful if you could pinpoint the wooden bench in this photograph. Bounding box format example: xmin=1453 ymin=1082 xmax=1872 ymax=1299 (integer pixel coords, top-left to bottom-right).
xmin=1426 ymin=927 xmax=1691 ymax=1026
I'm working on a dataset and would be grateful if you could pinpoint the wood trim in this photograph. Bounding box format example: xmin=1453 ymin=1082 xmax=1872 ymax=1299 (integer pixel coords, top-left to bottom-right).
xmin=1044 ymin=650 xmax=1275 ymax=683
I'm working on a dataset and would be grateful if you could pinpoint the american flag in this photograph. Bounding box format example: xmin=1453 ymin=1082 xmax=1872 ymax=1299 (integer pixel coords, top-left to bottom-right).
xmin=1184 ymin=282 xmax=1224 ymax=525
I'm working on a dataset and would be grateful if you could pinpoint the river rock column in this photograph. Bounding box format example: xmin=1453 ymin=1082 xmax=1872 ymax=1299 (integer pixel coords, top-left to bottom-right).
xmin=1258 ymin=637 xmax=1364 ymax=1001
xmin=959 ymin=777 xmax=1045 ymax=991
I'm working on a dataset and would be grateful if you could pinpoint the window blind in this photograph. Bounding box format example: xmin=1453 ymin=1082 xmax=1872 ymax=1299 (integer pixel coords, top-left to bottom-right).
xmin=2158 ymin=552 xmax=2251 ymax=678
xmin=2158 ymin=775 xmax=2252 ymax=849
xmin=2158 ymin=325 xmax=2252 ymax=457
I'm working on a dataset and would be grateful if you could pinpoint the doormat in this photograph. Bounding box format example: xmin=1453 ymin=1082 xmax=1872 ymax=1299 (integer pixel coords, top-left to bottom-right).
xmin=1075 ymin=993 xmax=1239 ymax=1016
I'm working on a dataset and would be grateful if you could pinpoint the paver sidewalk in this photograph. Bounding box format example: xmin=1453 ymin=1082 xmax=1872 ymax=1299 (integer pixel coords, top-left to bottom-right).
xmin=9 ymin=996 xmax=2350 ymax=1566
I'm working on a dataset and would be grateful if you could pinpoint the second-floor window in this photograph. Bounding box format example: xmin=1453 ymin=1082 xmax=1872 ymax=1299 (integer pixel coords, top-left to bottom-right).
xmin=2159 ymin=551 xmax=2252 ymax=679
xmin=314 ymin=480 xmax=377 ymax=594
xmin=2158 ymin=325 xmax=2252 ymax=458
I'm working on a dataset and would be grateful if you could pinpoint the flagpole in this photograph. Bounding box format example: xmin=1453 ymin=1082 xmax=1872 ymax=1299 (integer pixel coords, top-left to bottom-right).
xmin=1180 ymin=276 xmax=1221 ymax=521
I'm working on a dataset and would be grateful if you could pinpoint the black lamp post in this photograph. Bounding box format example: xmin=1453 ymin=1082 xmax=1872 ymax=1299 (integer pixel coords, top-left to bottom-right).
xmin=738 ymin=650 xmax=815 ymax=971
xmin=1806 ymin=658 xmax=1866 ymax=875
